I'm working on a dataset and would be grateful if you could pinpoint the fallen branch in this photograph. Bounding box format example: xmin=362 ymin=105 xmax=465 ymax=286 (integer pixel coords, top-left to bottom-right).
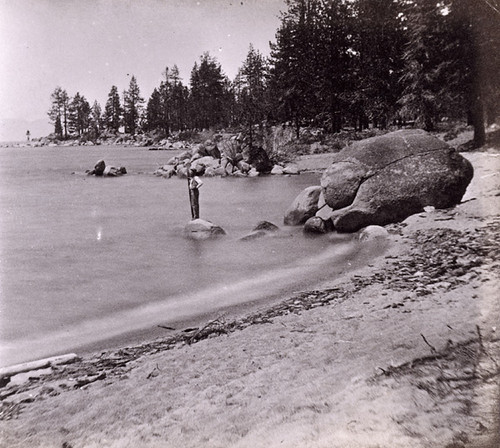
xmin=74 ymin=372 xmax=106 ymax=388
xmin=420 ymin=334 xmax=437 ymax=353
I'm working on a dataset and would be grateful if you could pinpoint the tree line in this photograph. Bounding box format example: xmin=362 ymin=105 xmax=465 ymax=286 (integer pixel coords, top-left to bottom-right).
xmin=48 ymin=0 xmax=499 ymax=148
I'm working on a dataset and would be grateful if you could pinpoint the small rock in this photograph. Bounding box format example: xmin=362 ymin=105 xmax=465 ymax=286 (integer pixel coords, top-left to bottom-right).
xmin=304 ymin=216 xmax=333 ymax=234
xmin=358 ymin=225 xmax=389 ymax=242
xmin=252 ymin=221 xmax=279 ymax=232
xmin=271 ymin=165 xmax=284 ymax=175
xmin=283 ymin=164 xmax=300 ymax=175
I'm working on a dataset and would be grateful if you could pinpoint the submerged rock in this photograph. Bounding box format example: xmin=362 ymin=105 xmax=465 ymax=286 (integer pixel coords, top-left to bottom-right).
xmin=239 ymin=230 xmax=268 ymax=241
xmin=184 ymin=219 xmax=226 ymax=240
xmin=240 ymin=221 xmax=280 ymax=241
xmin=303 ymin=216 xmax=333 ymax=234
xmin=252 ymin=221 xmax=279 ymax=232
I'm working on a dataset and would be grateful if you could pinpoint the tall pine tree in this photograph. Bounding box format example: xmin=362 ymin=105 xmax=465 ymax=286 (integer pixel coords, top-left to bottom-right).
xmin=68 ymin=92 xmax=91 ymax=137
xmin=103 ymin=86 xmax=122 ymax=133
xmin=189 ymin=53 xmax=231 ymax=130
xmin=48 ymin=87 xmax=70 ymax=139
xmin=234 ymin=44 xmax=270 ymax=147
xmin=123 ymin=76 xmax=144 ymax=135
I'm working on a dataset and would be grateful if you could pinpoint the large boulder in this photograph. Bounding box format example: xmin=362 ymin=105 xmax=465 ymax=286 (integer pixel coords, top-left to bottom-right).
xmin=184 ymin=219 xmax=226 ymax=240
xmin=284 ymin=186 xmax=322 ymax=225
xmin=320 ymin=129 xmax=473 ymax=232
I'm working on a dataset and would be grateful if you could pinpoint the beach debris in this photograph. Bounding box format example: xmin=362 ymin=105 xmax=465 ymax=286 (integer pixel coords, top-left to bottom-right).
xmin=146 ymin=364 xmax=162 ymax=380
xmin=187 ymin=317 xmax=229 ymax=345
xmin=0 ymin=354 xmax=79 ymax=386
xmin=74 ymin=372 xmax=106 ymax=388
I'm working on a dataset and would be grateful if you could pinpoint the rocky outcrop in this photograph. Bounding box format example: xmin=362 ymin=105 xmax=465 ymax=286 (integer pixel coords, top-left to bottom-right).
xmin=320 ymin=129 xmax=473 ymax=232
xmin=284 ymin=186 xmax=322 ymax=226
xmin=154 ymin=138 xmax=272 ymax=179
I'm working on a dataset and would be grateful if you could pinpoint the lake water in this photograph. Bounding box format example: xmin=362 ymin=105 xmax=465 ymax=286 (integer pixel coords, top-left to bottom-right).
xmin=0 ymin=145 xmax=375 ymax=367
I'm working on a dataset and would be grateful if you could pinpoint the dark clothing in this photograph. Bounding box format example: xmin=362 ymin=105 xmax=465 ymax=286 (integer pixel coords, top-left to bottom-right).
xmin=190 ymin=187 xmax=200 ymax=219
xmin=189 ymin=175 xmax=203 ymax=219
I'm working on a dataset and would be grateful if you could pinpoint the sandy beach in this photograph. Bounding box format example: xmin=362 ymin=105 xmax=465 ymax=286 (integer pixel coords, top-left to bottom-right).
xmin=0 ymin=142 xmax=499 ymax=447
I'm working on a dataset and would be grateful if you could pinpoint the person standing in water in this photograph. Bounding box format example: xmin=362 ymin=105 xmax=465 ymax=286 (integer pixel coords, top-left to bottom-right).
xmin=188 ymin=169 xmax=203 ymax=219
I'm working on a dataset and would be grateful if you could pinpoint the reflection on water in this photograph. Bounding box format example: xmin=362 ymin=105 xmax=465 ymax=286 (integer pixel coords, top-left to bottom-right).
xmin=0 ymin=146 xmax=371 ymax=366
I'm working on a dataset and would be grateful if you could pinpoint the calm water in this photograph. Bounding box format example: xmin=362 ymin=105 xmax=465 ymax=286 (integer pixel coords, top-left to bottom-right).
xmin=0 ymin=145 xmax=370 ymax=367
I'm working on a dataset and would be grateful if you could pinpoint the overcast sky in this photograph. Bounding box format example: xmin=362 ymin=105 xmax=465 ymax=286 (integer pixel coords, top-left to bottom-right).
xmin=0 ymin=0 xmax=285 ymax=127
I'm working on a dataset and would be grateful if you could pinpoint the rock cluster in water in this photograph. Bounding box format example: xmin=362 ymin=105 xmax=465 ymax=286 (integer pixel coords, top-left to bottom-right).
xmin=86 ymin=160 xmax=127 ymax=177
xmin=183 ymin=219 xmax=282 ymax=242
xmin=153 ymin=137 xmax=301 ymax=179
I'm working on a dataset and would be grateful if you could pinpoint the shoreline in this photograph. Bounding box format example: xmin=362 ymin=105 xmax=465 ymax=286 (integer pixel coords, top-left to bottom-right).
xmin=0 ymin=149 xmax=499 ymax=447
xmin=0 ymin=231 xmax=386 ymax=369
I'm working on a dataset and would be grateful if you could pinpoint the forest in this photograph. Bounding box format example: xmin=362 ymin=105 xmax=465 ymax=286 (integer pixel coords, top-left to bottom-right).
xmin=47 ymin=0 xmax=500 ymax=148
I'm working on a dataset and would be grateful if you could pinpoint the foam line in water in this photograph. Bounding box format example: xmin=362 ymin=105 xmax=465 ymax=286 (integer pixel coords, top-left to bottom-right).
xmin=0 ymin=240 xmax=371 ymax=367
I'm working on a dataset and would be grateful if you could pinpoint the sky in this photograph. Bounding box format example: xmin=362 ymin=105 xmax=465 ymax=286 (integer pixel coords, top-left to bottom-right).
xmin=0 ymin=0 xmax=285 ymax=140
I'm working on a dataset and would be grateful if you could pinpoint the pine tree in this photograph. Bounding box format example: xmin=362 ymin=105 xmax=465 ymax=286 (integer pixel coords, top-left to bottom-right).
xmin=446 ymin=0 xmax=500 ymax=146
xmin=103 ymin=85 xmax=122 ymax=133
xmin=145 ymin=88 xmax=163 ymax=133
xmin=123 ymin=76 xmax=144 ymax=135
xmin=157 ymin=66 xmax=178 ymax=135
xmin=399 ymin=0 xmax=449 ymax=131
xmin=189 ymin=53 xmax=231 ymax=130
xmin=269 ymin=0 xmax=325 ymax=137
xmin=315 ymin=0 xmax=353 ymax=132
xmin=350 ymin=0 xmax=406 ymax=130
xmin=89 ymin=101 xmax=103 ymax=140
xmin=48 ymin=87 xmax=70 ymax=139
xmin=168 ymin=65 xmax=189 ymax=133
xmin=234 ymin=44 xmax=270 ymax=147
xmin=68 ymin=92 xmax=91 ymax=137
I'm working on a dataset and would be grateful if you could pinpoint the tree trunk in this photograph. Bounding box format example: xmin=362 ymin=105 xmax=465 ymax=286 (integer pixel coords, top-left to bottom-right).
xmin=470 ymin=96 xmax=486 ymax=148
xmin=470 ymin=74 xmax=486 ymax=148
